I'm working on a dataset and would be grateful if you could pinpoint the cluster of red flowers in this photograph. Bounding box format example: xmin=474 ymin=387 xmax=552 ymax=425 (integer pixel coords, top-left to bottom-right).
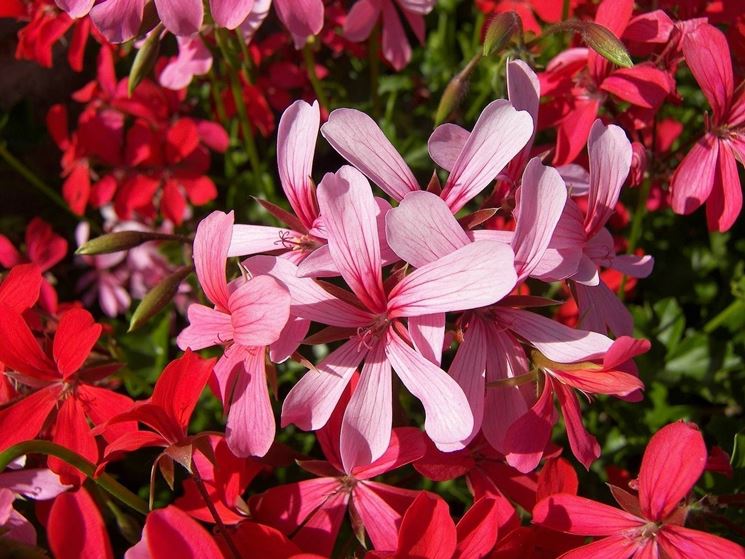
xmin=0 ymin=0 xmax=743 ymax=557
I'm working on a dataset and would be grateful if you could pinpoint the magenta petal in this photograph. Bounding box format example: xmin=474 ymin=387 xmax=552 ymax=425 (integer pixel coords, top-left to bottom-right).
xmin=381 ymin=0 xmax=411 ymax=70
xmin=155 ymin=0 xmax=204 ymax=36
xmin=89 ymin=0 xmax=147 ymax=43
xmin=340 ymin=340 xmax=392 ymax=472
xmin=557 ymin=535 xmax=642 ymax=559
xmin=344 ymin=0 xmax=381 ymax=42
xmin=210 ymin=0 xmax=255 ymax=29
xmin=273 ymin=0 xmax=324 ymax=44
xmin=55 ymin=0 xmax=94 ymax=18
xmin=159 ymin=36 xmax=212 ymax=90
xmin=574 ymin=280 xmax=634 ymax=337
xmin=669 ymin=134 xmax=719 ymax=216
xmin=504 ymin=380 xmax=555 ymax=473
xmin=441 ymin=99 xmax=533 ymax=212
xmin=553 ymin=381 xmax=601 ymax=470
xmin=385 ymin=191 xmax=469 ymax=267
xmin=533 ymin=494 xmax=644 ymax=536
xmin=705 ymin=139 xmax=743 ymax=232
xmin=352 ymin=482 xmax=408 ymax=551
xmin=321 ymin=109 xmax=419 ymax=200
xmin=638 ymin=422 xmax=707 ymax=522
xmin=225 ymin=349 xmax=275 ymax=457
xmin=269 ymin=315 xmax=310 ymax=363
xmin=277 ymin=100 xmax=320 ymax=229
xmin=658 ymin=525 xmax=745 ymax=559
xmin=386 ymin=331 xmax=473 ymax=449
xmin=282 ymin=338 xmax=367 ymax=431
xmin=229 ymin=275 xmax=290 ymax=348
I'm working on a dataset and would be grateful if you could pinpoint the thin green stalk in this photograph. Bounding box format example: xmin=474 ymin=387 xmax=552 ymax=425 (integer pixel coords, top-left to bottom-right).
xmin=704 ymin=299 xmax=745 ymax=333
xmin=0 ymin=143 xmax=90 ymax=227
xmin=369 ymin=24 xmax=381 ymax=118
xmin=234 ymin=29 xmax=254 ymax=82
xmin=303 ymin=41 xmax=330 ymax=111
xmin=0 ymin=441 xmax=148 ymax=515
xmin=619 ymin=176 xmax=652 ymax=300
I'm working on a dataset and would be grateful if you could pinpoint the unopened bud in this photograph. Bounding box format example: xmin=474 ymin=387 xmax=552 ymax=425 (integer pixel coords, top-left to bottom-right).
xmin=483 ymin=11 xmax=522 ymax=56
xmin=128 ymin=265 xmax=192 ymax=332
xmin=435 ymin=53 xmax=482 ymax=125
xmin=582 ymin=21 xmax=633 ymax=68
xmin=128 ymin=24 xmax=164 ymax=96
xmin=76 ymin=230 xmax=186 ymax=255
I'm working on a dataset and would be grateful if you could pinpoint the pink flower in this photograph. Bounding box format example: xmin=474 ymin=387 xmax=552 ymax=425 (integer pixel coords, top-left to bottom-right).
xmin=344 ymin=0 xmax=436 ymax=70
xmin=669 ymin=23 xmax=745 ymax=231
xmin=273 ymin=0 xmax=325 ymax=48
xmin=244 ymin=165 xmax=516 ymax=469
xmin=159 ymin=36 xmax=212 ymax=90
xmin=533 ymin=421 xmax=745 ymax=559
xmin=177 ymin=210 xmax=292 ymax=457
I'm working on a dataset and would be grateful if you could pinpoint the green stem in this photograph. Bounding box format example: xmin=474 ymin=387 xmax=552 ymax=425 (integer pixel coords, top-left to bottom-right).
xmin=227 ymin=70 xmax=261 ymax=175
xmin=369 ymin=24 xmax=381 ymax=118
xmin=562 ymin=0 xmax=571 ymax=21
xmin=0 ymin=143 xmax=88 ymax=226
xmin=0 ymin=441 xmax=148 ymax=515
xmin=234 ymin=29 xmax=254 ymax=82
xmin=703 ymin=299 xmax=745 ymax=333
xmin=303 ymin=41 xmax=330 ymax=111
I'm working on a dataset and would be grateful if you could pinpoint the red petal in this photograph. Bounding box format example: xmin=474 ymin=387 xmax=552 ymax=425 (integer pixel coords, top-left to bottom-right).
xmin=0 ymin=386 xmax=58 ymax=452
xmin=138 ymin=505 xmax=223 ymax=558
xmin=0 ymin=302 xmax=56 ymax=378
xmin=161 ymin=179 xmax=187 ymax=225
xmin=26 ymin=218 xmax=67 ymax=271
xmin=554 ymin=381 xmax=601 ymax=470
xmin=46 ymin=104 xmax=70 ymax=150
xmin=47 ymin=488 xmax=113 ymax=559
xmin=533 ymin=494 xmax=644 ymax=536
xmin=50 ymin=397 xmax=98 ymax=485
xmin=165 ymin=118 xmax=200 ymax=163
xmin=0 ymin=263 xmax=42 ymax=312
xmin=351 ymin=427 xmax=427 ymax=480
xmin=454 ymin=497 xmax=501 ymax=559
xmin=536 ymin=457 xmax=579 ymax=502
xmin=228 ymin=521 xmax=303 ymax=558
xmin=62 ymin=163 xmax=91 ymax=215
xmin=601 ymin=65 xmax=672 ymax=109
xmin=657 ymin=525 xmax=745 ymax=559
xmin=396 ymin=492 xmax=457 ymax=559
xmin=53 ymin=308 xmax=101 ymax=377
xmin=638 ymin=421 xmax=706 ymax=522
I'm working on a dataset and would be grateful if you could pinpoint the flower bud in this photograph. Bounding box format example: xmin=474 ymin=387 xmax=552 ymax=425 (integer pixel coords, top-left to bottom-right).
xmin=435 ymin=53 xmax=481 ymax=125
xmin=483 ymin=11 xmax=522 ymax=56
xmin=128 ymin=24 xmax=163 ymax=96
xmin=128 ymin=265 xmax=192 ymax=332
xmin=76 ymin=230 xmax=185 ymax=255
xmin=581 ymin=22 xmax=633 ymax=68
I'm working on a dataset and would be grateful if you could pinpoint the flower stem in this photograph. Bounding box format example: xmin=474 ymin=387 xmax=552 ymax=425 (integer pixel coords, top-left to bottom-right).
xmin=369 ymin=24 xmax=381 ymax=118
xmin=619 ymin=176 xmax=651 ymax=300
xmin=191 ymin=459 xmax=241 ymax=559
xmin=0 ymin=440 xmax=148 ymax=515
xmin=303 ymin=40 xmax=330 ymax=112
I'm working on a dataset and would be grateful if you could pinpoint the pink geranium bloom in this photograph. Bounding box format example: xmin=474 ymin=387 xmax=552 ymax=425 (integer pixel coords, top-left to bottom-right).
xmin=250 ymin=377 xmax=426 ymax=556
xmin=159 ymin=36 xmax=212 ymax=90
xmin=177 ymin=210 xmax=292 ymax=457
xmin=244 ymin=165 xmax=516 ymax=469
xmin=669 ymin=23 xmax=745 ymax=231
xmin=344 ymin=0 xmax=436 ymax=70
xmin=533 ymin=421 xmax=745 ymax=558
xmin=273 ymin=0 xmax=325 ymax=48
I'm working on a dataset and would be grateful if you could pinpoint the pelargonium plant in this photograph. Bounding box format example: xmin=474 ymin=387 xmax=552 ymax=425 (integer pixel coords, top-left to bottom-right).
xmin=0 ymin=0 xmax=743 ymax=557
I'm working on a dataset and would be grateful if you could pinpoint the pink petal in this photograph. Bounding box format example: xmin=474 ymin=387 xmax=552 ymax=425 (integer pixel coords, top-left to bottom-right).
xmin=497 ymin=308 xmax=612 ymax=362
xmin=340 ymin=340 xmax=393 ymax=472
xmin=448 ymin=318 xmax=488 ymax=447
xmin=270 ymin=315 xmax=310 ymax=363
xmin=155 ymin=0 xmax=204 ymax=36
xmin=575 ymin=280 xmax=634 ymax=337
xmin=611 ymin=254 xmax=654 ymax=278
xmin=352 ymin=482 xmax=409 ymax=551
xmin=638 ymin=421 xmax=707 ymax=522
xmin=352 ymin=427 xmax=427 ymax=479
xmin=229 ymin=275 xmax=290 ymax=347
xmin=159 ymin=36 xmax=212 ymax=90
xmin=225 ymin=349 xmax=275 ymax=457
xmin=396 ymin=0 xmax=436 ymax=14
xmin=55 ymin=0 xmax=94 ymax=18
xmin=0 ymin=468 xmax=69 ymax=500
xmin=177 ymin=304 xmax=233 ymax=351
xmin=194 ymin=211 xmax=232 ymax=309
xmin=89 ymin=0 xmax=146 ymax=43
xmin=387 ymin=240 xmax=516 ymax=317
xmin=282 ymin=338 xmax=367 ymax=430
xmin=385 ymin=191 xmax=469 ymax=267
xmin=658 ymin=525 xmax=745 ymax=559
xmin=585 ymin=120 xmax=633 ymax=237
xmin=317 ymin=166 xmax=387 ymax=312
xmin=385 ymin=331 xmax=473 ymax=449
xmin=273 ymin=0 xmax=324 ymax=45
xmin=670 ymin=134 xmax=719 ymax=216
xmin=533 ymin=494 xmax=644 ymax=536
xmin=705 ymin=139 xmax=742 ymax=232
xmin=242 ymin=255 xmax=375 ymax=328
xmin=408 ymin=313 xmax=445 ymax=365
xmin=681 ymin=23 xmax=733 ymax=123
xmin=504 ymin=381 xmax=555 ymax=473
xmin=549 ymin=367 xmax=643 ymax=398
xmin=291 ymin=489 xmax=349 ymax=555
xmin=428 ymin=124 xmax=469 ymax=172
xmin=210 ymin=0 xmax=255 ymax=29
xmin=227 ymin=225 xmax=294 ymax=257
xmin=505 ymin=59 xmax=540 ymax=177
xmin=512 ymin=158 xmax=568 ymax=280
xmin=553 ymin=381 xmax=601 ymax=469
xmin=441 ymin=100 xmax=533 ymax=212
xmin=277 ymin=100 xmax=320 ymax=230
xmin=381 ymin=0 xmax=411 ymax=70
xmin=321 ymin=109 xmax=419 ymax=200
xmin=344 ymin=0 xmax=381 ymax=42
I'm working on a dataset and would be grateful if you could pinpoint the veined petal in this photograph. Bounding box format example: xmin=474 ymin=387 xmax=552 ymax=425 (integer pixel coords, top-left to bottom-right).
xmin=575 ymin=280 xmax=634 ymax=337
xmin=277 ymin=100 xmax=320 ymax=229
xmin=512 ymin=159 xmax=568 ymax=280
xmin=282 ymin=338 xmax=367 ymax=430
xmin=387 ymin=240 xmax=516 ymax=317
xmin=194 ymin=211 xmax=233 ymax=310
xmin=669 ymin=134 xmax=719 ymax=216
xmin=638 ymin=421 xmax=706 ymax=522
xmin=0 ymin=263 xmax=42 ymax=313
xmin=408 ymin=313 xmax=445 ymax=366
xmin=177 ymin=304 xmax=233 ymax=351
xmin=385 ymin=190 xmax=469 ymax=267
xmin=706 ymin=139 xmax=743 ymax=232
xmin=53 ymin=308 xmax=101 ymax=378
xmin=504 ymin=380 xmax=555 ymax=473
xmin=210 ymin=0 xmax=255 ymax=29
xmin=428 ymin=123 xmax=469 ymax=172
xmin=352 ymin=482 xmax=410 ymax=551
xmin=386 ymin=331 xmax=473 ymax=448
xmin=243 ymin=255 xmax=374 ymax=327
xmin=0 ymin=303 xmax=56 ymax=378
xmin=352 ymin=427 xmax=427 ymax=479
xmin=89 ymin=0 xmax=147 ymax=43
xmin=553 ymin=381 xmax=601 ymax=470
xmin=506 ymin=59 xmax=540 ymax=177
xmin=533 ymin=494 xmax=645 ymax=536
xmin=321 ymin=109 xmax=419 ymax=200
xmin=155 ymin=0 xmax=204 ymax=36
xmin=225 ymin=349 xmax=275 ymax=457
xmin=227 ymin=225 xmax=296 ymax=257
xmin=229 ymin=275 xmax=291 ymax=348
xmin=317 ymin=167 xmax=387 ymax=312
xmin=658 ymin=525 xmax=745 ymax=559
xmin=559 ymin=535 xmax=642 ymax=559
xmin=441 ymin=100 xmax=533 ymax=212
xmin=585 ymin=120 xmax=633 ymax=237
xmin=381 ymin=0 xmax=411 ymax=71
xmin=340 ymin=340 xmax=392 ymax=472
xmin=273 ymin=0 xmax=324 ymax=41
